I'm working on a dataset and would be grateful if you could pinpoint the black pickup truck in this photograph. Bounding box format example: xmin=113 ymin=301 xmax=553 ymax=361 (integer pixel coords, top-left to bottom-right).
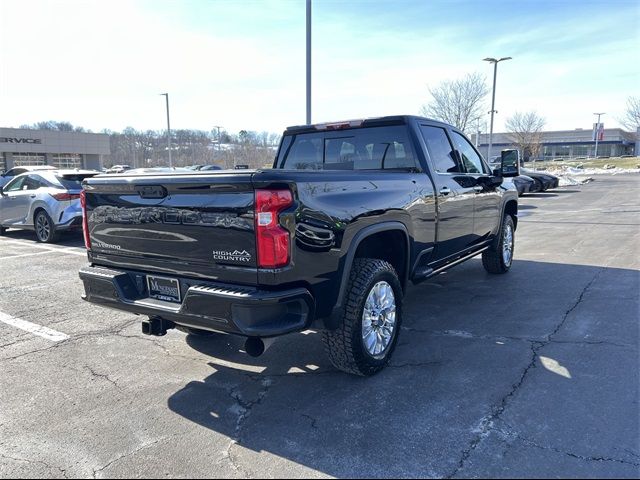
xmin=79 ymin=115 xmax=519 ymax=376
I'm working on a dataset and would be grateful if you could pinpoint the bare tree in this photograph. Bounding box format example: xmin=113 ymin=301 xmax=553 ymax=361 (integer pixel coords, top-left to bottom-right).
xmin=20 ymin=120 xmax=87 ymax=132
xmin=620 ymin=96 xmax=640 ymax=135
xmin=420 ymin=73 xmax=489 ymax=133
xmin=21 ymin=120 xmax=279 ymax=169
xmin=505 ymin=111 xmax=546 ymax=162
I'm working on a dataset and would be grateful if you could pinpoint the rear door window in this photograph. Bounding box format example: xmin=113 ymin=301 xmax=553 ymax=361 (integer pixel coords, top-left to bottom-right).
xmin=419 ymin=125 xmax=463 ymax=173
xmin=23 ymin=175 xmax=44 ymax=190
xmin=279 ymin=126 xmax=418 ymax=171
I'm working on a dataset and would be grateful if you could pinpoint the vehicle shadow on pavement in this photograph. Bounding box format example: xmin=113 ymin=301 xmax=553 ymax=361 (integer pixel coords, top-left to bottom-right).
xmin=523 ymin=193 xmax=559 ymax=198
xmin=167 ymin=259 xmax=639 ymax=478
xmin=1 ymin=228 xmax=84 ymax=247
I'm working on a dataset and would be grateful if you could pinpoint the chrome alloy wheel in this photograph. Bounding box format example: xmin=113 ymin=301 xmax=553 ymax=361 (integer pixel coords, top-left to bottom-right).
xmin=36 ymin=213 xmax=51 ymax=241
xmin=362 ymin=281 xmax=397 ymax=359
xmin=502 ymin=222 xmax=514 ymax=266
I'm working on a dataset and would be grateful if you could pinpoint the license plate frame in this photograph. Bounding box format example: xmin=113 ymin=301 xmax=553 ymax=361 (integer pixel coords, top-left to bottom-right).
xmin=146 ymin=275 xmax=181 ymax=303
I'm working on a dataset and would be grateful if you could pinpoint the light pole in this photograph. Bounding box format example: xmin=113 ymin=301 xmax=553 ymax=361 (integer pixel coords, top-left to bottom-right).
xmin=306 ymin=0 xmax=312 ymax=125
xmin=470 ymin=115 xmax=483 ymax=148
xmin=593 ymin=112 xmax=605 ymax=158
xmin=160 ymin=93 xmax=172 ymax=167
xmin=483 ymin=57 xmax=512 ymax=162
xmin=213 ymin=125 xmax=223 ymax=152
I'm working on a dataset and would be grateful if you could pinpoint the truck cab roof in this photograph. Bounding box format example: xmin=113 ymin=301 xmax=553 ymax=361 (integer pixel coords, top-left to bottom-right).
xmin=284 ymin=115 xmax=449 ymax=135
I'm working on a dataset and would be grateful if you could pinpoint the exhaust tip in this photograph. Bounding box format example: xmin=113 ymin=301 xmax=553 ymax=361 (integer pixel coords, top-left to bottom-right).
xmin=245 ymin=336 xmax=266 ymax=357
xmin=244 ymin=336 xmax=276 ymax=357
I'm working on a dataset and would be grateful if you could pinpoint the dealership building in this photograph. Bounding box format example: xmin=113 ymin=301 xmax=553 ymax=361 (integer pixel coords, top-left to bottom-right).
xmin=0 ymin=128 xmax=110 ymax=172
xmin=473 ymin=127 xmax=638 ymax=161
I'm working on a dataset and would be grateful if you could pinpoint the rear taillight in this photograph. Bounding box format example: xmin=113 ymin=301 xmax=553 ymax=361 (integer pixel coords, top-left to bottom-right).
xmin=255 ymin=189 xmax=293 ymax=268
xmin=50 ymin=192 xmax=81 ymax=201
xmin=80 ymin=190 xmax=91 ymax=250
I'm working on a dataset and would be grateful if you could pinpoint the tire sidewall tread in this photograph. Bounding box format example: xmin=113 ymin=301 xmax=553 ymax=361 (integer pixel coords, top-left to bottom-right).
xmin=482 ymin=214 xmax=515 ymax=274
xmin=323 ymin=258 xmax=403 ymax=376
xmin=34 ymin=210 xmax=58 ymax=243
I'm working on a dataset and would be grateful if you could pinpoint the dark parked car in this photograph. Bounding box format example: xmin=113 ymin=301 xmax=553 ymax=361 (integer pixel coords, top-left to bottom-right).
xmin=489 ymin=157 xmax=544 ymax=196
xmin=79 ymin=115 xmax=519 ymax=376
xmin=512 ymin=174 xmax=541 ymax=196
xmin=521 ymin=168 xmax=559 ymax=191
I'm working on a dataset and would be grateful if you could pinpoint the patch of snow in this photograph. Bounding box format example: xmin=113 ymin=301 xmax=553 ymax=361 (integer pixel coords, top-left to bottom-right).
xmin=558 ymin=176 xmax=593 ymax=186
xmin=547 ymin=166 xmax=640 ymax=176
xmin=540 ymin=165 xmax=640 ymax=187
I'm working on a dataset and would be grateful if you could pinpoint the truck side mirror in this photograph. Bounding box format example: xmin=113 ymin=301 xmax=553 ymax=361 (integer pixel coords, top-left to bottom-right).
xmin=500 ymin=150 xmax=520 ymax=177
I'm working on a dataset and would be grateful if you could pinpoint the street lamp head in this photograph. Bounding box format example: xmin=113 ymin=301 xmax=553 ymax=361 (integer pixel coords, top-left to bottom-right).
xmin=483 ymin=57 xmax=512 ymax=63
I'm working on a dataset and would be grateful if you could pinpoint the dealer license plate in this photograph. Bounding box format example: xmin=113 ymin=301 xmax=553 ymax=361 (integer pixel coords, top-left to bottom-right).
xmin=147 ymin=275 xmax=181 ymax=303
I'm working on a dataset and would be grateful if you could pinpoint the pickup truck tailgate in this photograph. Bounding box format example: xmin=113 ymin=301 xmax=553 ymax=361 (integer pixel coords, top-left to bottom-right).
xmin=83 ymin=172 xmax=258 ymax=283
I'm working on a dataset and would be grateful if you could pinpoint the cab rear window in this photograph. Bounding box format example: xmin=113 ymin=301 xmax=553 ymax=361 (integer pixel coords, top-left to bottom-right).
xmin=278 ymin=126 xmax=418 ymax=171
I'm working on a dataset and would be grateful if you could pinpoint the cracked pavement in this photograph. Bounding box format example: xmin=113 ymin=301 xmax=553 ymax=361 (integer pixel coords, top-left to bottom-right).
xmin=1 ymin=174 xmax=639 ymax=478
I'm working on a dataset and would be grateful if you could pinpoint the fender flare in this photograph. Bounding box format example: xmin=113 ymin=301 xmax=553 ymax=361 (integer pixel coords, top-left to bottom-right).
xmin=325 ymin=221 xmax=410 ymax=329
xmin=500 ymin=197 xmax=518 ymax=230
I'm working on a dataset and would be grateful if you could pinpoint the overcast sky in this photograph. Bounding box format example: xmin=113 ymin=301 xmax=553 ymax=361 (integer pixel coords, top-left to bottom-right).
xmin=1 ymin=0 xmax=638 ymax=135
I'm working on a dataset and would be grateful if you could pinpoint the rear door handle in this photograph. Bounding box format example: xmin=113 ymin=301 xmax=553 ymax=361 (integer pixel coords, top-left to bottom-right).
xmin=439 ymin=187 xmax=451 ymax=195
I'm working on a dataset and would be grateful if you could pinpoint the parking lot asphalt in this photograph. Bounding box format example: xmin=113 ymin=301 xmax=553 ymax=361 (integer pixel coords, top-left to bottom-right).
xmin=0 ymin=174 xmax=638 ymax=479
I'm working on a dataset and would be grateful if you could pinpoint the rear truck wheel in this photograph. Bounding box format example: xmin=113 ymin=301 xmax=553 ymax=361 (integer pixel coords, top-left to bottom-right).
xmin=34 ymin=210 xmax=59 ymax=243
xmin=482 ymin=215 xmax=515 ymax=274
xmin=323 ymin=258 xmax=403 ymax=376
xmin=176 ymin=326 xmax=219 ymax=337
xmin=0 ymin=225 xmax=6 ymax=235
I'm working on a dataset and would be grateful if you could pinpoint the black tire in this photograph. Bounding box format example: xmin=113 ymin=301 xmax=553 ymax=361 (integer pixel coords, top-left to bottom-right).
xmin=34 ymin=210 xmax=59 ymax=243
xmin=323 ymin=258 xmax=403 ymax=376
xmin=482 ymin=215 xmax=515 ymax=274
xmin=0 ymin=225 xmax=6 ymax=235
xmin=176 ymin=325 xmax=219 ymax=337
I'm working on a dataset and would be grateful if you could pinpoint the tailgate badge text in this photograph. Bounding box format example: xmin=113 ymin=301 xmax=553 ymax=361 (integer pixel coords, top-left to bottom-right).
xmin=213 ymin=250 xmax=252 ymax=263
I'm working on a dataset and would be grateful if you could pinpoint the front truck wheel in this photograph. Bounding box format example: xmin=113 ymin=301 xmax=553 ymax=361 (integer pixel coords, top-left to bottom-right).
xmin=323 ymin=258 xmax=403 ymax=376
xmin=482 ymin=214 xmax=515 ymax=274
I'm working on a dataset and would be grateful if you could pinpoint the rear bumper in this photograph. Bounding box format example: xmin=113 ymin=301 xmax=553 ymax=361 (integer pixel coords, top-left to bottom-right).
xmin=79 ymin=265 xmax=314 ymax=337
xmin=53 ymin=200 xmax=83 ymax=230
xmin=57 ymin=216 xmax=83 ymax=230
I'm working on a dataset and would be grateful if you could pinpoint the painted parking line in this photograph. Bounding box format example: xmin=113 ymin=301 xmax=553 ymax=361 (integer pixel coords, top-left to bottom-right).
xmin=0 ymin=311 xmax=69 ymax=342
xmin=0 ymin=250 xmax=58 ymax=260
xmin=0 ymin=239 xmax=87 ymax=257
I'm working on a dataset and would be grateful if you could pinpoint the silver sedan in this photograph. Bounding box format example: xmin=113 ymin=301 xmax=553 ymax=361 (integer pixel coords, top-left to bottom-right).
xmin=0 ymin=169 xmax=98 ymax=243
